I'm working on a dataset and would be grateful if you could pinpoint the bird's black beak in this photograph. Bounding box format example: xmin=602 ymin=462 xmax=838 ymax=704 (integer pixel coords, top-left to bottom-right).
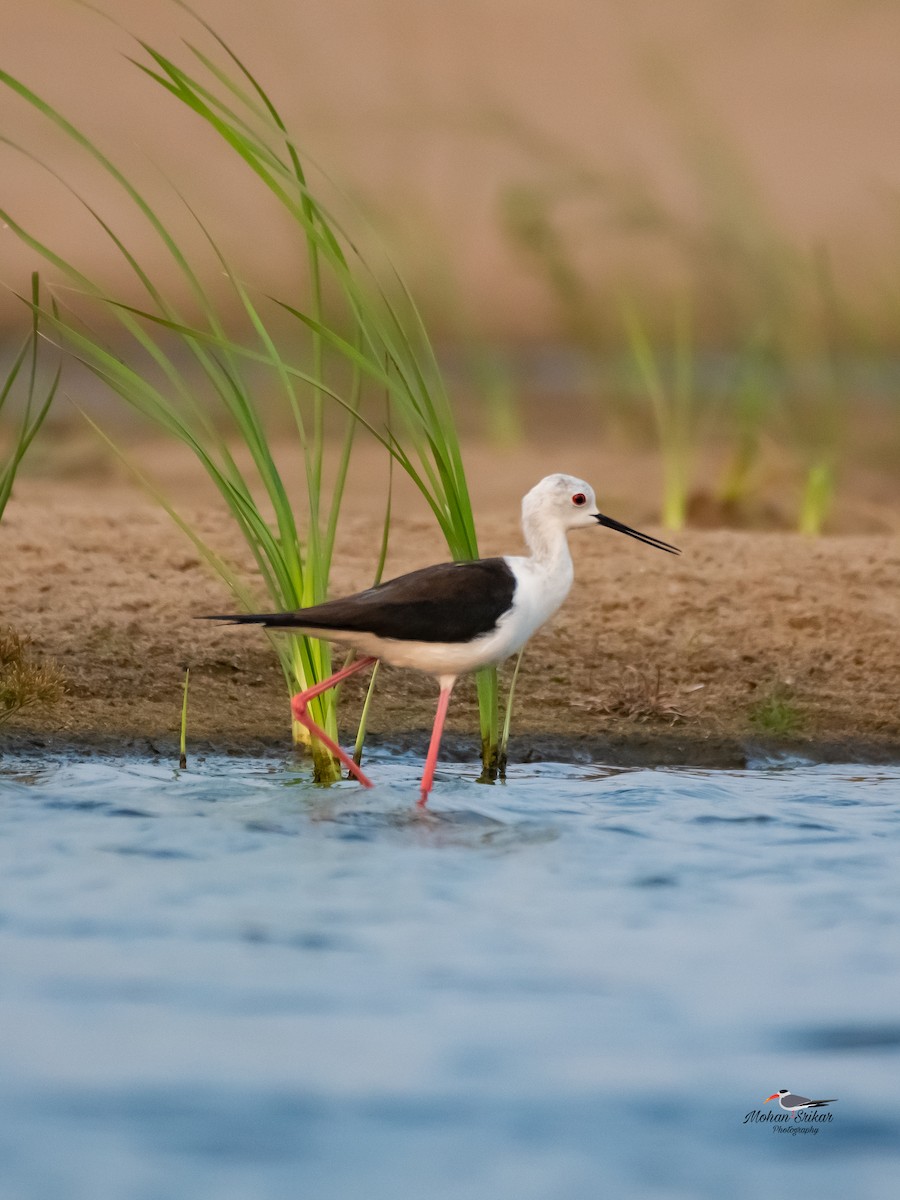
xmin=595 ymin=512 xmax=681 ymax=555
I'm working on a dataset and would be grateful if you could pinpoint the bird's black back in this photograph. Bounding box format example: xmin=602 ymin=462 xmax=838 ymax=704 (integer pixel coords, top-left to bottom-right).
xmin=208 ymin=558 xmax=518 ymax=644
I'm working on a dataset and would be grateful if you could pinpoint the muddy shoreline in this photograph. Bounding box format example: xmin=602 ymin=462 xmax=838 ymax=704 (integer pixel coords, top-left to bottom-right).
xmin=3 ymin=727 xmax=900 ymax=774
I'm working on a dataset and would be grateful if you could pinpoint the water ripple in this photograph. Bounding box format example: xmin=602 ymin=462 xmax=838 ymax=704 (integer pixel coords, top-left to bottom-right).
xmin=0 ymin=750 xmax=898 ymax=1198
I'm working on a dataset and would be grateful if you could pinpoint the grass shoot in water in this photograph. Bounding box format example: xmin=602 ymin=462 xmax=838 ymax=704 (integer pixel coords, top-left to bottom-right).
xmin=179 ymin=666 xmax=190 ymax=770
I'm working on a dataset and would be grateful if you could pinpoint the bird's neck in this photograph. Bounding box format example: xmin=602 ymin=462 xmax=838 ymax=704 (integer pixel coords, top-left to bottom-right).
xmin=522 ymin=512 xmax=574 ymax=578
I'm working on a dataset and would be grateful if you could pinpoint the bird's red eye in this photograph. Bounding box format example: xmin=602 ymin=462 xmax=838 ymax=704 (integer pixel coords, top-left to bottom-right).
xmin=572 ymin=493 xmax=587 ymax=506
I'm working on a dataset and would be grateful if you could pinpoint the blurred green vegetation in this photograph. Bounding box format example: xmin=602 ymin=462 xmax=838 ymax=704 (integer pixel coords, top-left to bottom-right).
xmin=485 ymin=87 xmax=896 ymax=533
xmin=2 ymin=9 xmax=898 ymax=541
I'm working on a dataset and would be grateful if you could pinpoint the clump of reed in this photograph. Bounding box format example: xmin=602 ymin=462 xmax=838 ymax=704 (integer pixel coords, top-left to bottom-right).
xmin=0 ymin=9 xmax=505 ymax=780
xmin=0 ymin=627 xmax=66 ymax=725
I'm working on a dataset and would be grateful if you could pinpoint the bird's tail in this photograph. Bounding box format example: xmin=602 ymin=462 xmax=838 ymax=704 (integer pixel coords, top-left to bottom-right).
xmin=807 ymin=1100 xmax=838 ymax=1107
xmin=199 ymin=612 xmax=302 ymax=627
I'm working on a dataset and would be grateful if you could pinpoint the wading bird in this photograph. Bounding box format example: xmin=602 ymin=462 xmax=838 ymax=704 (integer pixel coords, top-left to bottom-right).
xmin=205 ymin=474 xmax=679 ymax=801
xmin=764 ymin=1090 xmax=838 ymax=1118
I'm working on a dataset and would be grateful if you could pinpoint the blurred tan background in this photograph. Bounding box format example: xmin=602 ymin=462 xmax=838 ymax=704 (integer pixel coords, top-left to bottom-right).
xmin=4 ymin=0 xmax=900 ymax=342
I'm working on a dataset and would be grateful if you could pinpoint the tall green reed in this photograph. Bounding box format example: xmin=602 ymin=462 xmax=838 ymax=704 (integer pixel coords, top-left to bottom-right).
xmin=716 ymin=324 xmax=780 ymax=511
xmin=795 ymin=249 xmax=845 ymax=534
xmin=621 ymin=296 xmax=697 ymax=531
xmin=0 ymin=6 xmax=502 ymax=778
xmin=0 ymin=275 xmax=60 ymax=521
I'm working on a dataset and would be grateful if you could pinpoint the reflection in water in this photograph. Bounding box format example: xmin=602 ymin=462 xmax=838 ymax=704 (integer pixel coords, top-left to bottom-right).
xmin=0 ymin=751 xmax=898 ymax=1199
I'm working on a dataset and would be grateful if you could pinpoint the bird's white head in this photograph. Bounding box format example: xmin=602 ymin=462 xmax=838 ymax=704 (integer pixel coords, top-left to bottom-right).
xmin=522 ymin=473 xmax=601 ymax=532
xmin=522 ymin=473 xmax=681 ymax=555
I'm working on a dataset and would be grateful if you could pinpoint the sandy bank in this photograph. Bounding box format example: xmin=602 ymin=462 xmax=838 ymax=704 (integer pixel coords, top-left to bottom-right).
xmin=2 ymin=440 xmax=898 ymax=767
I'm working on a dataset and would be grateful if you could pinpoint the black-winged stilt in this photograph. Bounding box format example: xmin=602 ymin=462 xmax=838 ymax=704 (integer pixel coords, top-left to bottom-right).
xmin=764 ymin=1090 xmax=838 ymax=1118
xmin=205 ymin=473 xmax=679 ymax=801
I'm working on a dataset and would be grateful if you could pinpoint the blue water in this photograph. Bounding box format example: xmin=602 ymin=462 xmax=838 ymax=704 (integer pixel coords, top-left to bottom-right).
xmin=1 ymin=752 xmax=898 ymax=1200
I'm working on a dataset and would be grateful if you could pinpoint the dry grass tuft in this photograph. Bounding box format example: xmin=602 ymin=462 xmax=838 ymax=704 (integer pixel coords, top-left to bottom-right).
xmin=0 ymin=627 xmax=66 ymax=725
xmin=588 ymin=664 xmax=698 ymax=725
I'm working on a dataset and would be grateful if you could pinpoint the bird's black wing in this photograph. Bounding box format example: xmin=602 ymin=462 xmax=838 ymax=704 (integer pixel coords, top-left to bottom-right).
xmin=782 ymin=1094 xmax=813 ymax=1107
xmin=203 ymin=558 xmax=517 ymax=643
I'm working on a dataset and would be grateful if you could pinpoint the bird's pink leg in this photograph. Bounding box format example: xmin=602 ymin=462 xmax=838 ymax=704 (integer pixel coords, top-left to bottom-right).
xmin=418 ymin=677 xmax=456 ymax=806
xmin=291 ymin=656 xmax=378 ymax=787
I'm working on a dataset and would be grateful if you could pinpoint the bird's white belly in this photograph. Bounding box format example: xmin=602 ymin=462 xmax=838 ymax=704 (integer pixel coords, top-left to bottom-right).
xmin=316 ymin=621 xmax=523 ymax=677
